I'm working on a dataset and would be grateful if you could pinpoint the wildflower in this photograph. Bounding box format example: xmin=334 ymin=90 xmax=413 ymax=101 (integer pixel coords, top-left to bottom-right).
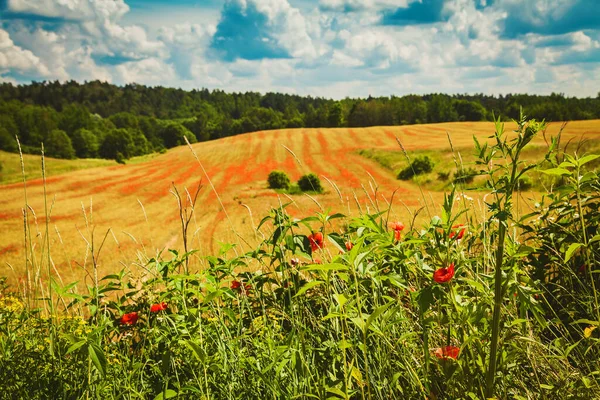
xmin=120 ymin=312 xmax=139 ymax=326
xmin=231 ymin=280 xmax=251 ymax=294
xmin=584 ymin=326 xmax=596 ymax=338
xmin=433 ymin=263 xmax=455 ymax=284
xmin=449 ymin=224 xmax=466 ymax=240
xmin=434 ymin=345 xmax=460 ymax=360
xmin=150 ymin=302 xmax=167 ymax=313
xmin=290 ymin=257 xmax=300 ymax=266
xmin=390 ymin=221 xmax=404 ymax=241
xmin=345 ymin=241 xmax=353 ymax=251
xmin=308 ymin=232 xmax=325 ymax=252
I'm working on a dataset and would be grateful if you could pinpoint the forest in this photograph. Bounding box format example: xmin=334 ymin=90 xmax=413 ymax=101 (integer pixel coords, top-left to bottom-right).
xmin=1 ymin=80 xmax=599 ymax=161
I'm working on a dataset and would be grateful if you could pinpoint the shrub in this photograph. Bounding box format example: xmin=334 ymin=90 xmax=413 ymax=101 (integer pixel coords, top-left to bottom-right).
xmin=516 ymin=176 xmax=533 ymax=191
xmin=453 ymin=167 xmax=477 ymax=184
xmin=398 ymin=155 xmax=434 ymax=180
xmin=437 ymin=171 xmax=450 ymax=181
xmin=268 ymin=170 xmax=291 ymax=189
xmin=297 ymin=173 xmax=323 ymax=192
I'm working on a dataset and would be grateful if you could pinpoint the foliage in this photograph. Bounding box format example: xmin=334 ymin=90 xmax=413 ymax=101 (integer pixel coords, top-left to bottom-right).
xmin=267 ymin=170 xmax=291 ymax=189
xmin=453 ymin=167 xmax=478 ymax=184
xmin=1 ymin=81 xmax=599 ymax=162
xmin=297 ymin=173 xmax=323 ymax=192
xmin=398 ymin=155 xmax=435 ymax=180
xmin=45 ymin=129 xmax=75 ymax=159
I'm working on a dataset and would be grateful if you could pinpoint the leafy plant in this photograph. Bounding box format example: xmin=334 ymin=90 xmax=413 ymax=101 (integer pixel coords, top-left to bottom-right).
xmin=268 ymin=170 xmax=291 ymax=189
xmin=398 ymin=155 xmax=434 ymax=180
xmin=297 ymin=173 xmax=323 ymax=192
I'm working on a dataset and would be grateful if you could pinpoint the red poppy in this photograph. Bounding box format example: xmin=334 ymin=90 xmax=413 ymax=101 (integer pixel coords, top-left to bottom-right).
xmin=231 ymin=280 xmax=251 ymax=294
xmin=120 ymin=312 xmax=139 ymax=326
xmin=308 ymin=232 xmax=324 ymax=252
xmin=390 ymin=221 xmax=405 ymax=232
xmin=345 ymin=241 xmax=353 ymax=251
xmin=433 ymin=263 xmax=455 ymax=283
xmin=394 ymin=229 xmax=402 ymax=242
xmin=434 ymin=345 xmax=460 ymax=360
xmin=150 ymin=302 xmax=167 ymax=313
xmin=449 ymin=224 xmax=466 ymax=240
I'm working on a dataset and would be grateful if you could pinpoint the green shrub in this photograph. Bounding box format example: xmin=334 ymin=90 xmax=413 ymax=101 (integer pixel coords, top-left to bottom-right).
xmin=268 ymin=170 xmax=291 ymax=189
xmin=297 ymin=173 xmax=323 ymax=192
xmin=516 ymin=176 xmax=533 ymax=191
xmin=453 ymin=167 xmax=477 ymax=184
xmin=398 ymin=155 xmax=434 ymax=180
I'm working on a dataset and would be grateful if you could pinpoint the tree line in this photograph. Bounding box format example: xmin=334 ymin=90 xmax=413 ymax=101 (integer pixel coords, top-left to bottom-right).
xmin=0 ymin=80 xmax=598 ymax=160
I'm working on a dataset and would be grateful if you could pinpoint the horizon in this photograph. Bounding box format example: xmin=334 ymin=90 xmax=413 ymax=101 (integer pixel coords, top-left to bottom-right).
xmin=0 ymin=1 xmax=598 ymax=99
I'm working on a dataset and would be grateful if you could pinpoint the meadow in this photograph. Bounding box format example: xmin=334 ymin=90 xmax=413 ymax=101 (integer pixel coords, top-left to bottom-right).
xmin=0 ymin=117 xmax=599 ymax=399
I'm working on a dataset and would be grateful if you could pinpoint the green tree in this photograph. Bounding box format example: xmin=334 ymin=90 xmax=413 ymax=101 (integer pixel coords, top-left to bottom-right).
xmin=71 ymin=128 xmax=99 ymax=158
xmin=0 ymin=126 xmax=17 ymax=152
xmin=159 ymin=123 xmax=196 ymax=148
xmin=267 ymin=170 xmax=291 ymax=189
xmin=298 ymin=173 xmax=323 ymax=193
xmin=45 ymin=129 xmax=75 ymax=159
xmin=99 ymin=128 xmax=135 ymax=160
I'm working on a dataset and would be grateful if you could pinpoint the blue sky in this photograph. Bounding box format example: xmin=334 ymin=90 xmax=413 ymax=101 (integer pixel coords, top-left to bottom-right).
xmin=0 ymin=0 xmax=598 ymax=98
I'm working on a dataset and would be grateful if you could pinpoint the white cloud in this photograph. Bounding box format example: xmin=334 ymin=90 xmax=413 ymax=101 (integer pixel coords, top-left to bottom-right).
xmin=0 ymin=28 xmax=50 ymax=77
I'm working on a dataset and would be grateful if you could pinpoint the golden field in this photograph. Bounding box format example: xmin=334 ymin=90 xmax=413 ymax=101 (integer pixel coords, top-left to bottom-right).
xmin=1 ymin=120 xmax=599 ymax=285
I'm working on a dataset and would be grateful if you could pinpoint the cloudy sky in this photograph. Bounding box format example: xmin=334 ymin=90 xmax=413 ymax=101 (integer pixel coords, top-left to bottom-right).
xmin=0 ymin=0 xmax=599 ymax=98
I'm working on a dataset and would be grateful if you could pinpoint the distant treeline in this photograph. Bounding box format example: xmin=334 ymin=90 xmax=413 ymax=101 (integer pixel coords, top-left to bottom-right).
xmin=0 ymin=81 xmax=599 ymax=161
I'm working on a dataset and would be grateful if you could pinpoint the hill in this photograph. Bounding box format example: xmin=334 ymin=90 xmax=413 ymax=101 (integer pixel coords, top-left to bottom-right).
xmin=1 ymin=120 xmax=599 ymax=283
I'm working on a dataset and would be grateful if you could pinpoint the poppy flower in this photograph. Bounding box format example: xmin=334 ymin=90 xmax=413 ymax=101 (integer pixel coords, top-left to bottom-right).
xmin=449 ymin=224 xmax=466 ymax=240
xmin=434 ymin=345 xmax=460 ymax=360
xmin=390 ymin=221 xmax=405 ymax=232
xmin=433 ymin=263 xmax=455 ymax=283
xmin=345 ymin=241 xmax=353 ymax=251
xmin=231 ymin=280 xmax=251 ymax=294
xmin=150 ymin=302 xmax=167 ymax=313
xmin=120 ymin=312 xmax=139 ymax=326
xmin=308 ymin=232 xmax=324 ymax=252
xmin=394 ymin=229 xmax=402 ymax=241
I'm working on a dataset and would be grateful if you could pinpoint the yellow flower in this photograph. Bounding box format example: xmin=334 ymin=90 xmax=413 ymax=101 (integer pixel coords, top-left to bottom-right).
xmin=584 ymin=326 xmax=596 ymax=338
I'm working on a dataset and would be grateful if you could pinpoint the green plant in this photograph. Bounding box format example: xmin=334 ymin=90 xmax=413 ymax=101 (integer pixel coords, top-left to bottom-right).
xmin=297 ymin=173 xmax=323 ymax=192
xmin=268 ymin=170 xmax=291 ymax=189
xmin=453 ymin=166 xmax=477 ymax=184
xmin=397 ymin=155 xmax=434 ymax=180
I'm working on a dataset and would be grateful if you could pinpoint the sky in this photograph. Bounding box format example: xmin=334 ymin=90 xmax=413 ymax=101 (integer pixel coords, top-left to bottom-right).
xmin=0 ymin=0 xmax=599 ymax=99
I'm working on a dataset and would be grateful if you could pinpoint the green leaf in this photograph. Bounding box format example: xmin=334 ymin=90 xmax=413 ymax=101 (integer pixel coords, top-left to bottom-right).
xmin=294 ymin=280 xmax=324 ymax=297
xmin=88 ymin=342 xmax=107 ymax=378
xmin=154 ymin=389 xmax=178 ymax=400
xmin=577 ymin=154 xmax=600 ymax=167
xmin=572 ymin=319 xmax=600 ymax=326
xmin=365 ymin=302 xmax=394 ymax=332
xmin=184 ymin=340 xmax=206 ymax=363
xmin=565 ymin=243 xmax=583 ymax=263
xmin=541 ymin=168 xmax=571 ymax=176
xmin=66 ymin=340 xmax=87 ymax=354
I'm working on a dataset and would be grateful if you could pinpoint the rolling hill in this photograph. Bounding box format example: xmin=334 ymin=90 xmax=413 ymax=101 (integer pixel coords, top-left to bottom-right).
xmin=1 ymin=120 xmax=599 ymax=284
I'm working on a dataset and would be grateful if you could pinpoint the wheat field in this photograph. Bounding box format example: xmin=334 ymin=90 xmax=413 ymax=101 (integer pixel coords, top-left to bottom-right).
xmin=1 ymin=120 xmax=599 ymax=284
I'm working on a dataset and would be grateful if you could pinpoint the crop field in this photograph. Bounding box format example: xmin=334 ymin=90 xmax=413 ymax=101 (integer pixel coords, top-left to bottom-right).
xmin=0 ymin=120 xmax=599 ymax=284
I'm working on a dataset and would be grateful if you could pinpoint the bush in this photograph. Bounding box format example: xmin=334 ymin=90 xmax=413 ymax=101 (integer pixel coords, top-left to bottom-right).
xmin=268 ymin=170 xmax=291 ymax=189
xmin=516 ymin=176 xmax=533 ymax=191
xmin=297 ymin=173 xmax=323 ymax=193
xmin=398 ymin=155 xmax=434 ymax=180
xmin=45 ymin=129 xmax=75 ymax=159
xmin=453 ymin=167 xmax=477 ymax=184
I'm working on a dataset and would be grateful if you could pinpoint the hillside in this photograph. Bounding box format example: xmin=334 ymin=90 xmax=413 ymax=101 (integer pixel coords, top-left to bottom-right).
xmin=1 ymin=120 xmax=599 ymax=283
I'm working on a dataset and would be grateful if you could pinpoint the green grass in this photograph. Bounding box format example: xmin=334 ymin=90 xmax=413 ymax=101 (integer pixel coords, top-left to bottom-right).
xmin=0 ymin=151 xmax=161 ymax=184
xmin=1 ymin=119 xmax=599 ymax=399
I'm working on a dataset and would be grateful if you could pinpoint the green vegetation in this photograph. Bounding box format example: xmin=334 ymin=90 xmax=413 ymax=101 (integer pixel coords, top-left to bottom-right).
xmin=267 ymin=170 xmax=291 ymax=189
xmin=1 ymin=82 xmax=600 ymax=163
xmin=297 ymin=173 xmax=323 ymax=193
xmin=397 ymin=155 xmax=435 ymax=180
xmin=1 ymin=116 xmax=600 ymax=399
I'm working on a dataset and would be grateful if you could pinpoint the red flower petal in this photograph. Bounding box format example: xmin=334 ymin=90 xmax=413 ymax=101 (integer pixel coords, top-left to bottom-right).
xmin=434 ymin=345 xmax=460 ymax=360
xmin=120 ymin=312 xmax=139 ymax=326
xmin=433 ymin=263 xmax=455 ymax=283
